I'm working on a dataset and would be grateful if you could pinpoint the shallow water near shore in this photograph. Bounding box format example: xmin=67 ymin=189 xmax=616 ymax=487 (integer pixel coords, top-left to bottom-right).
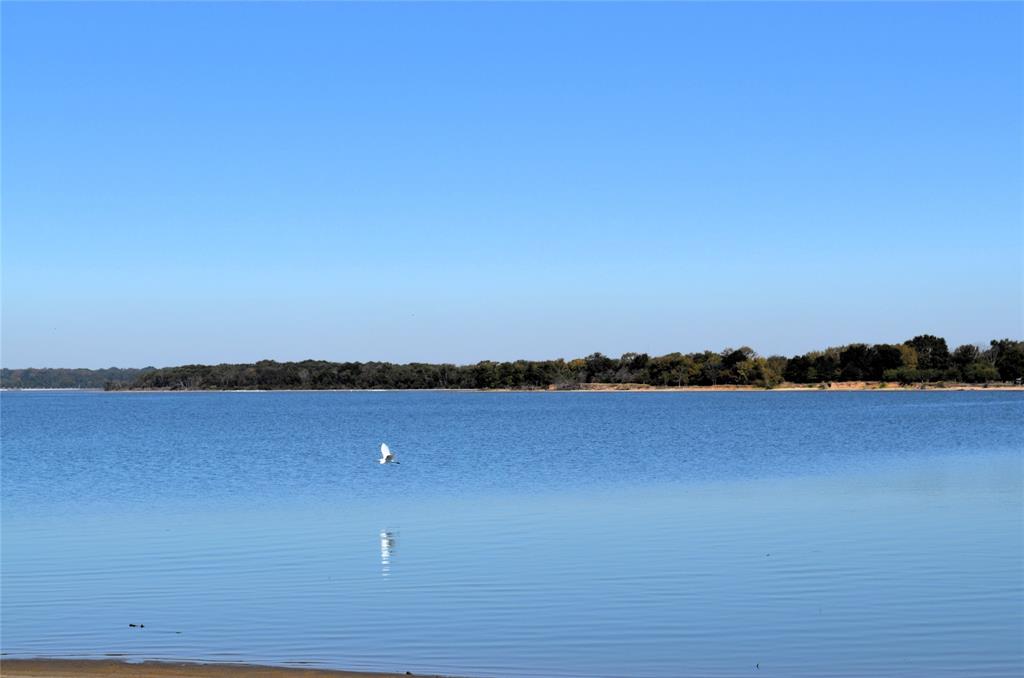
xmin=2 ymin=391 xmax=1022 ymax=677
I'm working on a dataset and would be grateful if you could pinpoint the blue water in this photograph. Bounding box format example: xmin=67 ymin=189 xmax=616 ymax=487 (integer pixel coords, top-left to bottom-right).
xmin=2 ymin=390 xmax=1022 ymax=677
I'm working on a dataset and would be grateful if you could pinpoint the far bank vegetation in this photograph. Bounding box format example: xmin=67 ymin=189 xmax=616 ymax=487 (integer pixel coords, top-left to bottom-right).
xmin=80 ymin=336 xmax=1024 ymax=391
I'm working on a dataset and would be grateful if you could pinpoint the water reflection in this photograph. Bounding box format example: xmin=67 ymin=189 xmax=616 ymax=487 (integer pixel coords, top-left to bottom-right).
xmin=379 ymin=531 xmax=395 ymax=577
xmin=2 ymin=392 xmax=1021 ymax=677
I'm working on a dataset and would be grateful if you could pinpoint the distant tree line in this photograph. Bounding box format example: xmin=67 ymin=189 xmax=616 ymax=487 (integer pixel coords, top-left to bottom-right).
xmin=0 ymin=367 xmax=154 ymax=389
xmin=83 ymin=336 xmax=1024 ymax=391
xmin=782 ymin=336 xmax=1023 ymax=385
xmin=3 ymin=337 xmax=1020 ymax=391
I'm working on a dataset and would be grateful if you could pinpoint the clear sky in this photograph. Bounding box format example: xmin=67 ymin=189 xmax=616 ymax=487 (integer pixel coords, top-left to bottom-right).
xmin=2 ymin=2 xmax=1021 ymax=369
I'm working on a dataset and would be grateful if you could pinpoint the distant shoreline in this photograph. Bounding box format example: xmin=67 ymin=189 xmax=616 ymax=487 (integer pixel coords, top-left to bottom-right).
xmin=0 ymin=658 xmax=452 ymax=678
xmin=4 ymin=338 xmax=1022 ymax=390
xmin=3 ymin=382 xmax=1023 ymax=393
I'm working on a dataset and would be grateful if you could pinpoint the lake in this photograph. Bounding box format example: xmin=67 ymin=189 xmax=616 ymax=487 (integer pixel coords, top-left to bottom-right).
xmin=1 ymin=390 xmax=1022 ymax=677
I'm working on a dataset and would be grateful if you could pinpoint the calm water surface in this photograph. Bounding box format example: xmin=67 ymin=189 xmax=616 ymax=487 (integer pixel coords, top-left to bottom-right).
xmin=2 ymin=391 xmax=1022 ymax=677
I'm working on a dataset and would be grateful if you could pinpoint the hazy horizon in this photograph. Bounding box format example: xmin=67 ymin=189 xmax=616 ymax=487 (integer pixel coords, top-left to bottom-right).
xmin=3 ymin=2 xmax=1021 ymax=369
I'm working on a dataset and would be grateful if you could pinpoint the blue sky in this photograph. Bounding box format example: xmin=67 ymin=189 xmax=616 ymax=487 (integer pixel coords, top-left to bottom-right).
xmin=2 ymin=2 xmax=1021 ymax=368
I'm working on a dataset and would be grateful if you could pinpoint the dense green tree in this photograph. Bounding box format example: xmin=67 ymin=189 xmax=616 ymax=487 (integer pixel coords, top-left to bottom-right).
xmin=962 ymin=361 xmax=1000 ymax=383
xmin=883 ymin=367 xmax=921 ymax=385
xmin=1 ymin=367 xmax=154 ymax=389
xmin=898 ymin=344 xmax=919 ymax=370
xmin=812 ymin=349 xmax=841 ymax=383
xmin=783 ymin=355 xmax=813 ymax=383
xmin=582 ymin=352 xmax=616 ymax=383
xmin=698 ymin=352 xmax=724 ymax=386
xmin=764 ymin=356 xmax=788 ymax=386
xmin=839 ymin=344 xmax=871 ymax=380
xmin=988 ymin=339 xmax=1024 ymax=381
xmin=646 ymin=353 xmax=696 ymax=386
xmin=906 ymin=335 xmax=950 ymax=371
xmin=615 ymin=352 xmax=650 ymax=383
xmin=951 ymin=344 xmax=981 ymax=369
xmin=864 ymin=344 xmax=903 ymax=379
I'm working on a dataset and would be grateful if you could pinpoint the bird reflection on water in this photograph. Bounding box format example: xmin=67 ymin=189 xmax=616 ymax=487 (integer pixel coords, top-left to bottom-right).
xmin=379 ymin=531 xmax=395 ymax=577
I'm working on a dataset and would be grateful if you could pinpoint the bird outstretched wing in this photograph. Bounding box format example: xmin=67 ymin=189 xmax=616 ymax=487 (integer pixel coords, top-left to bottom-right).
xmin=380 ymin=443 xmax=391 ymax=460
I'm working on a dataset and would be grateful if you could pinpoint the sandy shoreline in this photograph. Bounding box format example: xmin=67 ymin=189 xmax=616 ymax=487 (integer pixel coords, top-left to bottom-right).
xmin=0 ymin=659 xmax=454 ymax=678
xmin=3 ymin=383 xmax=1023 ymax=393
xmin=573 ymin=381 xmax=1024 ymax=392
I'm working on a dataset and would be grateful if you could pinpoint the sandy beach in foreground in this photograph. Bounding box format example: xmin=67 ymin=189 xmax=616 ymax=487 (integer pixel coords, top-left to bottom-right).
xmin=0 ymin=660 xmax=452 ymax=678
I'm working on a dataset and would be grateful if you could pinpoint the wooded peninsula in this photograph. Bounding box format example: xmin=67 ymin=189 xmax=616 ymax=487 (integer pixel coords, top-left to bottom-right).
xmin=2 ymin=336 xmax=1022 ymax=391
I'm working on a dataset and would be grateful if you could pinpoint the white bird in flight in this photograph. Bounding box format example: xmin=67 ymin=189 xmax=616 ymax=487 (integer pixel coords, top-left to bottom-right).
xmin=379 ymin=442 xmax=398 ymax=465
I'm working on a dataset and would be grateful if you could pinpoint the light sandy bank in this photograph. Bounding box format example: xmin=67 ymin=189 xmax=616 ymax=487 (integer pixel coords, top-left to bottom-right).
xmin=0 ymin=659 xmax=453 ymax=678
xmin=569 ymin=381 xmax=1024 ymax=392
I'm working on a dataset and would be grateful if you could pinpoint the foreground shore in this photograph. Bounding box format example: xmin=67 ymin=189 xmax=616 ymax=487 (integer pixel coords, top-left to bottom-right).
xmin=0 ymin=660 xmax=451 ymax=678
